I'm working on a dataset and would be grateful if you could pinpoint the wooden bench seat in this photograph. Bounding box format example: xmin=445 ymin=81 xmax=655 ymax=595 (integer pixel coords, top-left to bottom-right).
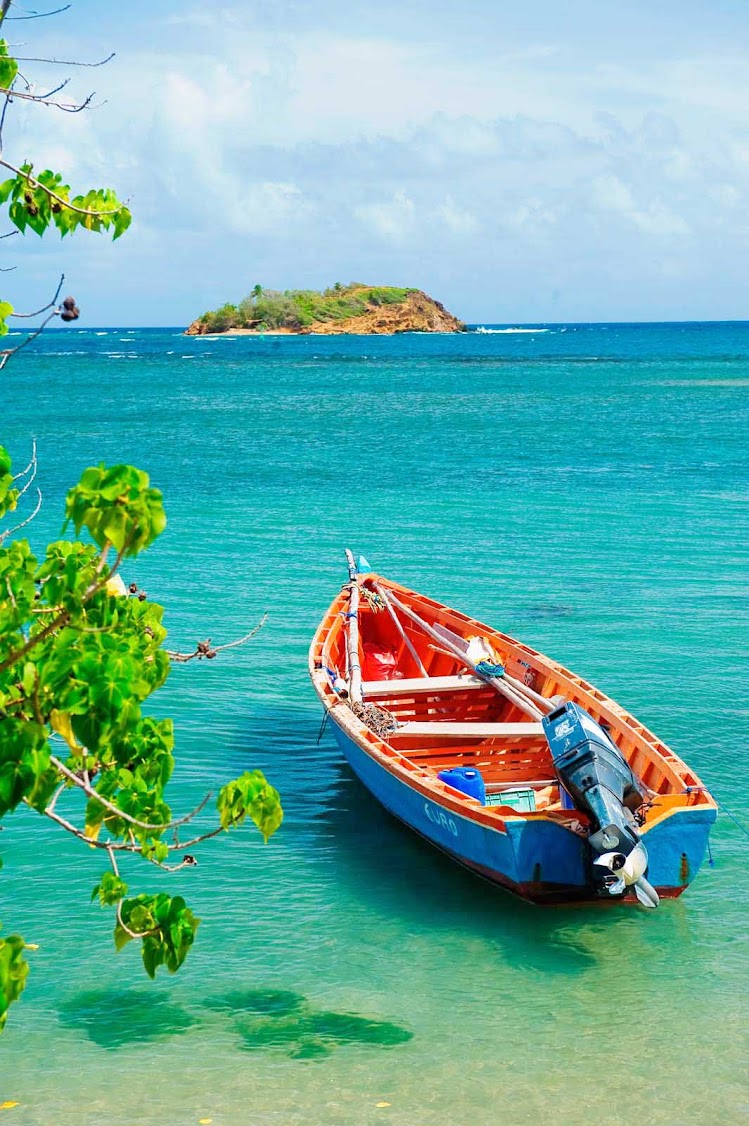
xmin=363 ymin=675 xmax=484 ymax=696
xmin=393 ymin=721 xmax=545 ymax=738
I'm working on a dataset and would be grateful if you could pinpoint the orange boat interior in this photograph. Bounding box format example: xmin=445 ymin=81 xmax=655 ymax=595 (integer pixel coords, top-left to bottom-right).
xmin=314 ymin=576 xmax=713 ymax=823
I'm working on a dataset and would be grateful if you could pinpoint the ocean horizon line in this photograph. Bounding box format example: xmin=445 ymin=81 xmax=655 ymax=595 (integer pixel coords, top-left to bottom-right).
xmin=30 ymin=317 xmax=749 ymax=332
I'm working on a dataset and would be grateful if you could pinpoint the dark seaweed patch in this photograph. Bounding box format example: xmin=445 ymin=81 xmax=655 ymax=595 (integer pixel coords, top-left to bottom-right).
xmin=524 ymin=603 xmax=575 ymax=619
xmin=203 ymin=987 xmax=305 ymax=1018
xmin=205 ymin=987 xmax=413 ymax=1060
xmin=58 ymin=989 xmax=197 ymax=1049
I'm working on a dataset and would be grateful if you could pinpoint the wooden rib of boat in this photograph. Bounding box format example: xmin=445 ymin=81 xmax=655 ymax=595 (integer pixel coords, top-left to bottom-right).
xmin=309 ymin=560 xmax=717 ymax=907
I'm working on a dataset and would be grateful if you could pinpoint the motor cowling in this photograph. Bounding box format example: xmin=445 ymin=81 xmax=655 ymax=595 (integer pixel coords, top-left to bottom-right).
xmin=542 ymin=701 xmax=659 ymax=908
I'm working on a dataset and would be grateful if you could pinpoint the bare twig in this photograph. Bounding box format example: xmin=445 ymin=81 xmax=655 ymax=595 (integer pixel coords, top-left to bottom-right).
xmin=167 ymin=614 xmax=268 ymax=663
xmin=0 ymin=84 xmax=97 ymax=112
xmin=11 ymin=51 xmax=114 ymax=67
xmin=11 ymin=438 xmax=37 ymax=499
xmin=10 ymin=280 xmax=64 ymax=319
xmin=0 ymin=485 xmax=41 ymax=541
xmin=174 ymin=824 xmax=227 ymax=851
xmin=33 ymin=798 xmax=218 ymax=864
xmin=0 ymin=309 xmax=58 ymax=369
xmin=49 ymin=753 xmax=214 ymax=835
xmin=50 ymin=754 xmax=172 ymax=831
xmin=4 ymin=574 xmax=17 ymax=610
xmin=12 ymin=439 xmax=36 ymax=480
xmin=4 ymin=5 xmax=73 ymax=21
xmin=0 ymin=274 xmax=65 ymax=370
xmin=46 ymin=781 xmax=65 ymax=815
xmin=0 ymin=82 xmax=14 ymax=148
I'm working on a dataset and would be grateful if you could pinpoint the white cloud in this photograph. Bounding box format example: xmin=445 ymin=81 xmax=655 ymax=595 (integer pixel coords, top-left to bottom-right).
xmin=630 ymin=202 xmax=690 ymax=236
xmin=354 ymin=191 xmax=416 ymax=239
xmin=434 ymin=197 xmax=479 ymax=234
xmin=590 ymin=174 xmax=637 ymax=213
xmin=235 ymin=182 xmax=311 ymax=234
xmin=589 ymin=175 xmax=689 ymax=236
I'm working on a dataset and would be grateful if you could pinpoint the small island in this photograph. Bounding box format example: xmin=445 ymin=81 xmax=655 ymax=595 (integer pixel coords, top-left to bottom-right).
xmin=185 ymin=282 xmax=465 ymax=335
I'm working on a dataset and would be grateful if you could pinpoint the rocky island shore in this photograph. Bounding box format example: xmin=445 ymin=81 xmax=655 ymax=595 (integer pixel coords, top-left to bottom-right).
xmin=185 ymin=283 xmax=465 ymax=335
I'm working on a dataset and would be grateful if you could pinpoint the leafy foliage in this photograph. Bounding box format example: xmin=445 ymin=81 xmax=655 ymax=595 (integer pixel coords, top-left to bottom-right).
xmin=0 ymin=934 xmax=29 ymax=1031
xmin=0 ymin=447 xmax=18 ymax=517
xmin=115 ymin=893 xmax=199 ymax=978
xmin=0 ymin=448 xmax=282 ymax=1029
xmin=217 ymin=770 xmax=285 ymax=842
xmin=0 ymin=34 xmax=132 ymax=337
xmin=0 ymin=15 xmax=282 ymax=1033
xmin=0 ymin=162 xmax=131 ymax=241
xmin=198 ymin=282 xmax=418 ymax=332
xmin=0 ymin=38 xmax=18 ymax=89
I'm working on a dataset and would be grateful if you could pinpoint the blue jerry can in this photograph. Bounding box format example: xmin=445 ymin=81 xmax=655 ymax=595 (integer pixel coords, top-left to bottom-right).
xmin=437 ymin=766 xmax=487 ymax=804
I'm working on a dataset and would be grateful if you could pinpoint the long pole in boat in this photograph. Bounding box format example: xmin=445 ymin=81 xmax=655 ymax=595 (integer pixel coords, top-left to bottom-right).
xmin=344 ymin=549 xmax=363 ymax=704
xmin=372 ymin=582 xmax=429 ymax=678
xmin=384 ymin=590 xmax=545 ymax=721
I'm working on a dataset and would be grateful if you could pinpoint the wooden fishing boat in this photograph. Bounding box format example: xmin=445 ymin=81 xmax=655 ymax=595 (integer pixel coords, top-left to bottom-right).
xmin=309 ymin=554 xmax=717 ymax=907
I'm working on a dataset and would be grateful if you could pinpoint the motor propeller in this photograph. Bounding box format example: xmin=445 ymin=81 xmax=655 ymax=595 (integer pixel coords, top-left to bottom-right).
xmin=593 ymin=843 xmax=660 ymax=908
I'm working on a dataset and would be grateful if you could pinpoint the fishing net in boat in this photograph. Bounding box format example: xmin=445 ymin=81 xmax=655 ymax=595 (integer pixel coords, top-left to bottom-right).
xmin=347 ymin=700 xmax=398 ymax=737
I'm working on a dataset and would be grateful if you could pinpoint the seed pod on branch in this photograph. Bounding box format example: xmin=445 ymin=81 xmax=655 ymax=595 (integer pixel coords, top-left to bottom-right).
xmin=59 ymin=295 xmax=80 ymax=322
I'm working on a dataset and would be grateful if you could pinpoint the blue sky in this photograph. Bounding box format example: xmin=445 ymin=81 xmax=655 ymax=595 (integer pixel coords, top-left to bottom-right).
xmin=4 ymin=0 xmax=749 ymax=324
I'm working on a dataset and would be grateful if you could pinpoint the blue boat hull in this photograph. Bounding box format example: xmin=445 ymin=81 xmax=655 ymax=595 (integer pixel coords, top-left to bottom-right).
xmin=331 ymin=721 xmax=716 ymax=903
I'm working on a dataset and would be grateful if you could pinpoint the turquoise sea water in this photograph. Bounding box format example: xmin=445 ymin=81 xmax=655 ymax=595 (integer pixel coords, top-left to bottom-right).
xmin=1 ymin=322 xmax=748 ymax=1124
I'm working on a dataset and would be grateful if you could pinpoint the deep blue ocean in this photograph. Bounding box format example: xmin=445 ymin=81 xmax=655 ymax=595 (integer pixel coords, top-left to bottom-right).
xmin=1 ymin=322 xmax=748 ymax=1124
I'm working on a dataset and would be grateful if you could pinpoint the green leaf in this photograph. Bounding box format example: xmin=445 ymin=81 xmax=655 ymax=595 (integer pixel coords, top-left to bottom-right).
xmin=91 ymin=871 xmax=129 ymax=906
xmin=113 ymin=206 xmax=132 ymax=240
xmin=0 ymin=40 xmax=19 ymax=89
xmin=65 ymin=463 xmax=166 ymax=557
xmin=216 ymin=770 xmax=283 ymax=842
xmin=0 ymin=299 xmax=13 ymax=337
xmin=114 ymin=893 xmax=200 ymax=978
xmin=0 ymin=720 xmax=52 ymax=818
xmin=0 ymin=933 xmax=30 ymax=1032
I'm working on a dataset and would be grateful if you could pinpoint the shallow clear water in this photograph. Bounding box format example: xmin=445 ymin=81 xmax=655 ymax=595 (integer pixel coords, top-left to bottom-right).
xmin=1 ymin=323 xmax=748 ymax=1124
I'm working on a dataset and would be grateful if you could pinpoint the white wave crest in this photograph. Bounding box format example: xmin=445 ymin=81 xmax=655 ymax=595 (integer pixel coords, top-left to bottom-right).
xmin=474 ymin=326 xmax=551 ymax=334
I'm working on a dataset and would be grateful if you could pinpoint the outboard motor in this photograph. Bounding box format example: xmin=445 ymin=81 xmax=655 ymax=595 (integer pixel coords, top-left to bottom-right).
xmin=542 ymin=701 xmax=659 ymax=908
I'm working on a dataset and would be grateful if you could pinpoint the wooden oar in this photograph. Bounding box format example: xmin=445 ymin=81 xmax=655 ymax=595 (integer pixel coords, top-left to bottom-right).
xmin=384 ymin=589 xmax=544 ymax=721
xmin=372 ymin=581 xmax=429 ymax=678
xmin=344 ymin=549 xmax=363 ymax=704
xmin=500 ymin=671 xmax=553 ymax=713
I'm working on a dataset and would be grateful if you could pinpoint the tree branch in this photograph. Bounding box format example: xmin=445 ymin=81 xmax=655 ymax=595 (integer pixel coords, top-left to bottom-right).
xmin=10 ymin=51 xmax=115 ymax=67
xmin=10 ymin=278 xmax=63 ymax=317
xmin=4 ymin=5 xmax=72 ymax=21
xmin=167 ymin=614 xmax=268 ymax=663
xmin=48 ymin=754 xmax=214 ymax=836
xmin=11 ymin=438 xmax=36 ymax=480
xmin=0 ymin=84 xmax=97 ymax=112
xmin=0 ymin=485 xmax=41 ymax=542
xmin=0 ymin=159 xmax=125 ymax=215
xmin=0 ymin=275 xmax=65 ymax=370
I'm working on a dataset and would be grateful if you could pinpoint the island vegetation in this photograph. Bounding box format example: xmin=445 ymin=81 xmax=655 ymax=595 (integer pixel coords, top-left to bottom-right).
xmin=187 ymin=282 xmax=465 ymax=335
